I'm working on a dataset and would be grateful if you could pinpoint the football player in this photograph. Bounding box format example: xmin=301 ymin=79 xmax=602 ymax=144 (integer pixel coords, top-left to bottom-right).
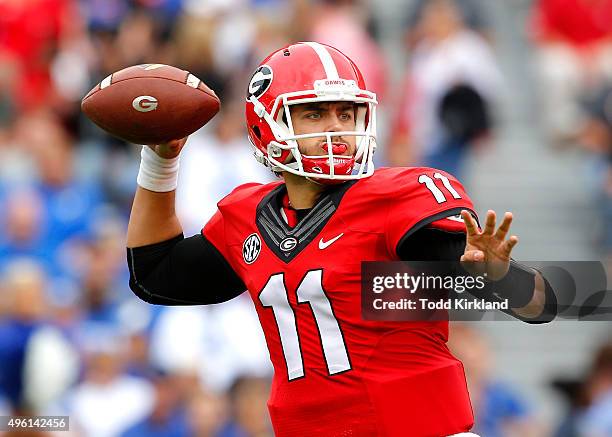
xmin=126 ymin=42 xmax=556 ymax=437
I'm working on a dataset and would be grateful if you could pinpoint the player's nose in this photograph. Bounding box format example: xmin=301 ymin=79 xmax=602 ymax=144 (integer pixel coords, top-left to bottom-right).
xmin=325 ymin=115 xmax=343 ymax=132
xmin=325 ymin=104 xmax=346 ymax=131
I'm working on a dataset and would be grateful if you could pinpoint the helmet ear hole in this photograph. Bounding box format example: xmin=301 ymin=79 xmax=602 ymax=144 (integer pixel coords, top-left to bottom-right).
xmin=278 ymin=108 xmax=288 ymax=129
xmin=251 ymin=125 xmax=261 ymax=139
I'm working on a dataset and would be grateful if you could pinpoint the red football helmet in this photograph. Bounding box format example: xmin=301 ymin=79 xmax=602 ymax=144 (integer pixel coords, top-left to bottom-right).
xmin=246 ymin=42 xmax=378 ymax=184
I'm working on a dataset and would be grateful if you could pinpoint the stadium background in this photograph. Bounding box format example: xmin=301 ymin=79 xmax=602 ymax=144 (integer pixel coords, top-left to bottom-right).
xmin=0 ymin=0 xmax=611 ymax=435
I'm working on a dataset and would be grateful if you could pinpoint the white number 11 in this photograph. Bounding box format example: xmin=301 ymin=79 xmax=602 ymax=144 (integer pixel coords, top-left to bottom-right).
xmin=258 ymin=270 xmax=351 ymax=380
xmin=418 ymin=172 xmax=462 ymax=203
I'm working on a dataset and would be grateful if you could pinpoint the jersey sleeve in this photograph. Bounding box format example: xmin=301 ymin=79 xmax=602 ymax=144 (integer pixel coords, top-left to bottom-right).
xmin=127 ymin=234 xmax=246 ymax=305
xmin=201 ymin=209 xmax=232 ymax=263
xmin=385 ymin=168 xmax=477 ymax=257
xmin=201 ymin=183 xmax=262 ymax=273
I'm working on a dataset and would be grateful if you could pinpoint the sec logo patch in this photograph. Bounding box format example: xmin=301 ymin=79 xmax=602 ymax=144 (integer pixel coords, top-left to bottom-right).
xmin=243 ymin=233 xmax=261 ymax=264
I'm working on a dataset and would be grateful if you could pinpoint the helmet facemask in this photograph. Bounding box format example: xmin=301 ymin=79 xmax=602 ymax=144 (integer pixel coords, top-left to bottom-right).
xmin=248 ymin=79 xmax=377 ymax=184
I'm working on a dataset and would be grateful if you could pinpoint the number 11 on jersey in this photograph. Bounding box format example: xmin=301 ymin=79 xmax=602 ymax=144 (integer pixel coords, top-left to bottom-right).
xmin=419 ymin=172 xmax=462 ymax=203
xmin=258 ymin=270 xmax=352 ymax=380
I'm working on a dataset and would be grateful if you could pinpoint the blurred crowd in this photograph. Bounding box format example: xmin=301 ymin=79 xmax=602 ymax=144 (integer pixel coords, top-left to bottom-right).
xmin=0 ymin=0 xmax=610 ymax=436
xmin=529 ymin=0 xmax=612 ymax=265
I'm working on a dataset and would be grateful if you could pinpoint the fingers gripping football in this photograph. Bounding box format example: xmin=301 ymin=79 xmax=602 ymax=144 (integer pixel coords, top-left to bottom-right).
xmin=149 ymin=137 xmax=188 ymax=159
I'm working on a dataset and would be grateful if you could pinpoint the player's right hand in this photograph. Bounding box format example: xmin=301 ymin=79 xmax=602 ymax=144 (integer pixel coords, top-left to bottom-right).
xmin=147 ymin=136 xmax=188 ymax=159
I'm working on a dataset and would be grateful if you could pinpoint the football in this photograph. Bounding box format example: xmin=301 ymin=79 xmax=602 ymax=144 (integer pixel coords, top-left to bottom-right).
xmin=81 ymin=64 xmax=220 ymax=144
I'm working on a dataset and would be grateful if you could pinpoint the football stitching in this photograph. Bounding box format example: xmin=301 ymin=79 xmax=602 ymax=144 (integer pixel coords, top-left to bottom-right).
xmin=83 ymin=75 xmax=220 ymax=103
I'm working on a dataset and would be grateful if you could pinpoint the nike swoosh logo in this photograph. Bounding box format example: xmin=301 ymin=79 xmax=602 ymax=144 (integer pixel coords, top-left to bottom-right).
xmin=319 ymin=233 xmax=344 ymax=250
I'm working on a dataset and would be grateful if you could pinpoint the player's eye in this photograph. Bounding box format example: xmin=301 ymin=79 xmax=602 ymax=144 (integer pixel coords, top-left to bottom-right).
xmin=305 ymin=112 xmax=321 ymax=120
xmin=339 ymin=112 xmax=353 ymax=121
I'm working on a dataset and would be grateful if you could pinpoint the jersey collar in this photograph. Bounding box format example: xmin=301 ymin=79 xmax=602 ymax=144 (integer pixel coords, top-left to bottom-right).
xmin=256 ymin=181 xmax=355 ymax=263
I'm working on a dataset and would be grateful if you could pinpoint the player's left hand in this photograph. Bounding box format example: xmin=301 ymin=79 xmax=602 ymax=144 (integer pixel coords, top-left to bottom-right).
xmin=460 ymin=210 xmax=519 ymax=280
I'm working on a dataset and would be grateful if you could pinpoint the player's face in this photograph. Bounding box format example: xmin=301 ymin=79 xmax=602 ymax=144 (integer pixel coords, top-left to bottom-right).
xmin=289 ymin=101 xmax=357 ymax=157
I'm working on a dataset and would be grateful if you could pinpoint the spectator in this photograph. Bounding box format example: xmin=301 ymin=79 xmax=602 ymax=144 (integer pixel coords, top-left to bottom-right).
xmin=577 ymin=342 xmax=612 ymax=437
xmin=553 ymin=342 xmax=612 ymax=437
xmin=530 ymin=0 xmax=612 ymax=144
xmin=75 ymin=214 xmax=129 ymax=325
xmin=307 ymin=0 xmax=388 ymax=100
xmin=577 ymin=84 xmax=612 ymax=269
xmin=12 ymin=111 xmax=104 ymax=231
xmin=0 ymin=189 xmax=48 ymax=271
xmin=172 ymin=12 xmax=230 ymax=103
xmin=0 ymin=0 xmax=84 ymax=114
xmin=403 ymin=0 xmax=492 ymax=44
xmin=389 ymin=0 xmax=501 ymax=177
xmin=219 ymin=376 xmax=272 ymax=437
xmin=60 ymin=333 xmax=154 ymax=437
xmin=9 ymin=112 xmax=105 ymax=288
xmin=120 ymin=370 xmax=190 ymax=437
xmin=148 ymin=295 xmax=272 ymax=394
xmin=186 ymin=388 xmax=228 ymax=437
xmin=81 ymin=0 xmax=131 ymax=33
xmin=0 ymin=259 xmax=78 ymax=413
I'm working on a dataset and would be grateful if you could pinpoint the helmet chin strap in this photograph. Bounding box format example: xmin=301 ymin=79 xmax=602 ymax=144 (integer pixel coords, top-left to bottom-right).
xmin=305 ymin=177 xmax=327 ymax=186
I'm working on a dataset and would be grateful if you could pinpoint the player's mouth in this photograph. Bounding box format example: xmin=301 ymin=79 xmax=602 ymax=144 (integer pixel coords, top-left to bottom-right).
xmin=320 ymin=142 xmax=351 ymax=156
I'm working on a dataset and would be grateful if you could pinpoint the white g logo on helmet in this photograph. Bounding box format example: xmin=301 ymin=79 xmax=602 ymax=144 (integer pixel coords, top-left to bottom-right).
xmin=247 ymin=65 xmax=273 ymax=99
xmin=132 ymin=96 xmax=158 ymax=112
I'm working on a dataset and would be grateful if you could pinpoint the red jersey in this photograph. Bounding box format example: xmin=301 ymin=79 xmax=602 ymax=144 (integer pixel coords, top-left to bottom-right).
xmin=530 ymin=0 xmax=612 ymax=48
xmin=202 ymin=167 xmax=477 ymax=437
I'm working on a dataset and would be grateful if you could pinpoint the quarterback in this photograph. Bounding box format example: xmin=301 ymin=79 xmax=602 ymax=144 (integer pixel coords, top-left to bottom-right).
xmin=126 ymin=42 xmax=556 ymax=436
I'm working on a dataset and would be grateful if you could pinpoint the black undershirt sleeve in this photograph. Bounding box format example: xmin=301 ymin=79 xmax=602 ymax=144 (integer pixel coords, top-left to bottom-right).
xmin=127 ymin=234 xmax=246 ymax=305
xmin=397 ymin=227 xmax=557 ymax=323
xmin=397 ymin=227 xmax=466 ymax=262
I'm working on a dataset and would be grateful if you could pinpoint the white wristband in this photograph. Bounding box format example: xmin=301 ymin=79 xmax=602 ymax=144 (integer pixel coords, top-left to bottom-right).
xmin=136 ymin=146 xmax=180 ymax=192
